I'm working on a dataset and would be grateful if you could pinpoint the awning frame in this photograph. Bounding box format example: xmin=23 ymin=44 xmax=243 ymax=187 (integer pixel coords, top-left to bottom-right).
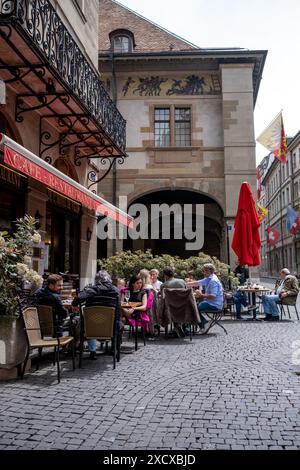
xmin=0 ymin=133 xmax=133 ymax=228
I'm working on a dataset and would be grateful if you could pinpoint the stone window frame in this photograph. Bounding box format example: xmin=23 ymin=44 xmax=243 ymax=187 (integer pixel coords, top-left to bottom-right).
xmin=152 ymin=104 xmax=193 ymax=149
xmin=72 ymin=0 xmax=87 ymax=23
xmin=109 ymin=29 xmax=135 ymax=53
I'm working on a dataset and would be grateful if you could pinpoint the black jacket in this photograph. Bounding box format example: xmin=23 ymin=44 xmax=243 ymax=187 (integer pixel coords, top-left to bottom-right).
xmin=35 ymin=287 xmax=68 ymax=321
xmin=72 ymin=281 xmax=121 ymax=329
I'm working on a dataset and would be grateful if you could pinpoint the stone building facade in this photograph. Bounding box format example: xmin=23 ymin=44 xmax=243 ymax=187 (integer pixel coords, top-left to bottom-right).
xmin=98 ymin=0 xmax=267 ymax=264
xmin=258 ymin=132 xmax=300 ymax=277
xmin=0 ymin=0 xmax=128 ymax=285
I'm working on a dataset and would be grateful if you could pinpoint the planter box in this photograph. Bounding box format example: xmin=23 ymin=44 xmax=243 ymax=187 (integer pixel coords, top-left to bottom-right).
xmin=0 ymin=317 xmax=27 ymax=368
xmin=0 ymin=359 xmax=31 ymax=381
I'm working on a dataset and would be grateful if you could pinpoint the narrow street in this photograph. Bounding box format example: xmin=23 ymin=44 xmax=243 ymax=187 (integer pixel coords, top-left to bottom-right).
xmin=1 ymin=320 xmax=300 ymax=450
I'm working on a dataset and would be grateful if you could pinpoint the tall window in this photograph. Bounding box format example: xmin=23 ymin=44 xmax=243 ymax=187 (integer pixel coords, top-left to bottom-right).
xmin=155 ymin=108 xmax=170 ymax=147
xmin=73 ymin=0 xmax=85 ymax=15
xmin=154 ymin=106 xmax=191 ymax=148
xmin=295 ymin=181 xmax=299 ymax=199
xmin=175 ymin=108 xmax=191 ymax=146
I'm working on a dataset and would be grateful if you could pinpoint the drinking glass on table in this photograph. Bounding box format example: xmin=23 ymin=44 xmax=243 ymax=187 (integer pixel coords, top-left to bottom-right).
xmin=124 ymin=289 xmax=130 ymax=304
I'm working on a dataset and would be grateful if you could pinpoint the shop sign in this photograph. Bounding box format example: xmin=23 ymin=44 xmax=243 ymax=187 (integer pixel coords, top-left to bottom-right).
xmin=0 ymin=163 xmax=26 ymax=189
xmin=3 ymin=144 xmax=132 ymax=227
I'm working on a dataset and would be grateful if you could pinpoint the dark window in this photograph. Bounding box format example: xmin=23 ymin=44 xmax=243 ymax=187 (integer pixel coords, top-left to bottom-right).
xmin=155 ymin=108 xmax=170 ymax=147
xmin=175 ymin=108 xmax=191 ymax=147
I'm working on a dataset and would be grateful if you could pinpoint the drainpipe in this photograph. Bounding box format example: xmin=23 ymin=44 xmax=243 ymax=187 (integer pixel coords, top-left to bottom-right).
xmin=110 ymin=52 xmax=117 ymax=256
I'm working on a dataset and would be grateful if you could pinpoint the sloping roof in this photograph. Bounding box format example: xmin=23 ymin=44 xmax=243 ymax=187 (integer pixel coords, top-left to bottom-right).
xmin=99 ymin=0 xmax=199 ymax=52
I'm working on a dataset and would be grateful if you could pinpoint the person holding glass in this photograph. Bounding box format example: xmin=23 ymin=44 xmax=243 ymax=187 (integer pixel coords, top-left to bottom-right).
xmin=121 ymin=275 xmax=149 ymax=349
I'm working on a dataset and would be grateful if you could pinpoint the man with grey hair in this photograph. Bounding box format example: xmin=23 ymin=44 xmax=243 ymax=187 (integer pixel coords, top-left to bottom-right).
xmin=72 ymin=270 xmax=120 ymax=359
xmin=189 ymin=263 xmax=224 ymax=331
xmin=261 ymin=268 xmax=299 ymax=321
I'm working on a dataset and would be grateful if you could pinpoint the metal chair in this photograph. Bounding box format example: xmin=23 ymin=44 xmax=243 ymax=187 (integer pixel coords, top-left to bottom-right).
xmin=21 ymin=307 xmax=75 ymax=383
xmin=278 ymin=297 xmax=299 ymax=321
xmin=79 ymin=305 xmax=118 ymax=369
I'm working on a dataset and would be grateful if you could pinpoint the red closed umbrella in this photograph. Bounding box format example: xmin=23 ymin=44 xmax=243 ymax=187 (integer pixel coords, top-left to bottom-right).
xmin=232 ymin=182 xmax=261 ymax=266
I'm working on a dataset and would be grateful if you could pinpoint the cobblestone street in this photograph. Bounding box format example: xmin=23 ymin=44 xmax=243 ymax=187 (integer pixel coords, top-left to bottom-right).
xmin=1 ymin=319 xmax=300 ymax=450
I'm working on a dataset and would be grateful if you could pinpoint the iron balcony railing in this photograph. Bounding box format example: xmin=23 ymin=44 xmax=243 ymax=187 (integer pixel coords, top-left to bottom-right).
xmin=0 ymin=0 xmax=126 ymax=152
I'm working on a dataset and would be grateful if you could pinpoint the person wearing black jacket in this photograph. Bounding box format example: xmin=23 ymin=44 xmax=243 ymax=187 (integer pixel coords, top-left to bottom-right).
xmin=35 ymin=274 xmax=69 ymax=336
xmin=72 ymin=270 xmax=120 ymax=359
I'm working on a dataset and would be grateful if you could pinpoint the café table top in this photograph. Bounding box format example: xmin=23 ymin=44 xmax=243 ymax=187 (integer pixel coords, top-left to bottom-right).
xmin=237 ymin=287 xmax=271 ymax=293
xmin=121 ymin=302 xmax=142 ymax=308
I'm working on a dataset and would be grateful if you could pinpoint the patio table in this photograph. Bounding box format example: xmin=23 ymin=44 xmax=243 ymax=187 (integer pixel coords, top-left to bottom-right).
xmin=237 ymin=287 xmax=271 ymax=320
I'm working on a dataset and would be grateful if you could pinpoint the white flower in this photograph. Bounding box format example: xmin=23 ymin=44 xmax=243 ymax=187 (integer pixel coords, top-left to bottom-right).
xmin=31 ymin=232 xmax=41 ymax=244
xmin=32 ymin=273 xmax=43 ymax=288
xmin=25 ymin=269 xmax=43 ymax=288
xmin=16 ymin=263 xmax=29 ymax=277
xmin=0 ymin=236 xmax=6 ymax=248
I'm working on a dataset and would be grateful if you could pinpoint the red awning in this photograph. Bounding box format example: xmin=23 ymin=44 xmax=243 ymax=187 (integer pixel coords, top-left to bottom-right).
xmin=0 ymin=134 xmax=133 ymax=227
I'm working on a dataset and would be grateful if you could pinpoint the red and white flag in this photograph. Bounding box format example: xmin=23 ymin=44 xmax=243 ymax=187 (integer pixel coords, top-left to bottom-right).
xmin=266 ymin=226 xmax=280 ymax=246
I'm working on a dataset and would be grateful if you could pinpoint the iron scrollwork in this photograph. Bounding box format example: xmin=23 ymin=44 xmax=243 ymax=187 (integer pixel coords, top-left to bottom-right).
xmin=0 ymin=0 xmax=126 ymax=153
xmin=15 ymin=92 xmax=70 ymax=122
xmin=88 ymin=156 xmax=125 ymax=191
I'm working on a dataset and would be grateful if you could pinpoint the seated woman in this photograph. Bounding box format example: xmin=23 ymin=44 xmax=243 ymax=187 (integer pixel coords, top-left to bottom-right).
xmin=122 ymin=275 xmax=150 ymax=333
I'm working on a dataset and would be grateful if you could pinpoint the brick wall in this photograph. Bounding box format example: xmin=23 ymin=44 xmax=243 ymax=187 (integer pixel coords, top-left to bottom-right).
xmin=99 ymin=0 xmax=197 ymax=52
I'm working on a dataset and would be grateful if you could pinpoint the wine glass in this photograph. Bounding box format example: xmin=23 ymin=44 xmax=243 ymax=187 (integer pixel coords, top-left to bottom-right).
xmin=124 ymin=289 xmax=130 ymax=303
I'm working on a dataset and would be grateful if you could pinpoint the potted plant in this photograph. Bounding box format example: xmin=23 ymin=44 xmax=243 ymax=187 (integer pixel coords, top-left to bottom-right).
xmin=0 ymin=215 xmax=43 ymax=370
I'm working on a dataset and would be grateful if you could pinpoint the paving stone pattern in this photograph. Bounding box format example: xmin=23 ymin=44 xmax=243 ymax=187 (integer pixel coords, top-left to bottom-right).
xmin=1 ymin=320 xmax=300 ymax=450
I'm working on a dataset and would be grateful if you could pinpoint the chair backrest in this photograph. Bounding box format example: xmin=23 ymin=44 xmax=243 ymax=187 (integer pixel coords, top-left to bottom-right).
xmin=37 ymin=305 xmax=54 ymax=337
xmin=146 ymin=289 xmax=155 ymax=311
xmin=282 ymin=295 xmax=298 ymax=306
xmin=162 ymin=288 xmax=200 ymax=324
xmin=22 ymin=307 xmax=42 ymax=345
xmin=83 ymin=306 xmax=116 ymax=339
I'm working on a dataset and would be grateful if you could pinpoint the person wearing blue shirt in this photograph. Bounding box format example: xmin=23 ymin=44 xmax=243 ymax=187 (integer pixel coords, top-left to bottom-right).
xmin=191 ymin=263 xmax=224 ymax=331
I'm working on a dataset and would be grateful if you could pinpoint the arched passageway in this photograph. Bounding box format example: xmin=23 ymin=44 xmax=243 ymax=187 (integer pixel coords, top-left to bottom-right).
xmin=123 ymin=189 xmax=224 ymax=260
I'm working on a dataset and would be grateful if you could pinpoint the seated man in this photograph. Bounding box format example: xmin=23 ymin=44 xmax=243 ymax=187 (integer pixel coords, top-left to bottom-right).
xmin=160 ymin=267 xmax=186 ymax=337
xmin=261 ymin=268 xmax=299 ymax=321
xmin=233 ymin=291 xmax=248 ymax=319
xmin=35 ymin=274 xmax=68 ymax=334
xmin=191 ymin=263 xmax=224 ymax=331
xmin=72 ymin=270 xmax=120 ymax=359
xmin=234 ymin=262 xmax=249 ymax=286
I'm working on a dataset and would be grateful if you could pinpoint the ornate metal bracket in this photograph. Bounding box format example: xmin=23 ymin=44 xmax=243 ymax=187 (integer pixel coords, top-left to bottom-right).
xmin=0 ymin=64 xmax=46 ymax=84
xmin=74 ymin=142 xmax=115 ymax=166
xmin=39 ymin=114 xmax=89 ymax=163
xmin=16 ymin=92 xmax=70 ymax=122
xmin=87 ymin=156 xmax=125 ymax=192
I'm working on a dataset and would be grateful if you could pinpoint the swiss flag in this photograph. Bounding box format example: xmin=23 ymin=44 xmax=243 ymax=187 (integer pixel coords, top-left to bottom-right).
xmin=266 ymin=226 xmax=280 ymax=246
xmin=291 ymin=215 xmax=300 ymax=236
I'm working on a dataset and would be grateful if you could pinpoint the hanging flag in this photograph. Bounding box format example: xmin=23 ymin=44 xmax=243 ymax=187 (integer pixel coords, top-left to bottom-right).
xmin=256 ymin=166 xmax=263 ymax=199
xmin=257 ymin=112 xmax=288 ymax=164
xmin=287 ymin=206 xmax=300 ymax=235
xmin=266 ymin=226 xmax=280 ymax=246
xmin=257 ymin=204 xmax=268 ymax=223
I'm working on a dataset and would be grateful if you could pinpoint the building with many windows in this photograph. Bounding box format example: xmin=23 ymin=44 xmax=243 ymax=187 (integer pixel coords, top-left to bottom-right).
xmin=258 ymin=132 xmax=300 ymax=277
xmin=98 ymin=0 xmax=267 ymax=264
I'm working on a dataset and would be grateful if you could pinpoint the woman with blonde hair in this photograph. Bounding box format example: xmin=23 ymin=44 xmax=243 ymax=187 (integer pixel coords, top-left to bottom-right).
xmin=139 ymin=269 xmax=153 ymax=289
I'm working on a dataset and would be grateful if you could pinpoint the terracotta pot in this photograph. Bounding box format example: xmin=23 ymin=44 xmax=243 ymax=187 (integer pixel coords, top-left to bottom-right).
xmin=0 ymin=316 xmax=27 ymax=369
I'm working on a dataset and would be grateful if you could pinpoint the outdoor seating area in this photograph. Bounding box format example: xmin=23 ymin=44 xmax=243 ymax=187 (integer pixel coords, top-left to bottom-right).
xmin=14 ymin=263 xmax=300 ymax=385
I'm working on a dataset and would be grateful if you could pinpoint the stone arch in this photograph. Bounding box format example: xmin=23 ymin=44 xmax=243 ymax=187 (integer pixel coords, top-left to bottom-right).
xmin=123 ymin=187 xmax=225 ymax=260
xmin=126 ymin=181 xmax=225 ymax=214
xmin=54 ymin=157 xmax=79 ymax=182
